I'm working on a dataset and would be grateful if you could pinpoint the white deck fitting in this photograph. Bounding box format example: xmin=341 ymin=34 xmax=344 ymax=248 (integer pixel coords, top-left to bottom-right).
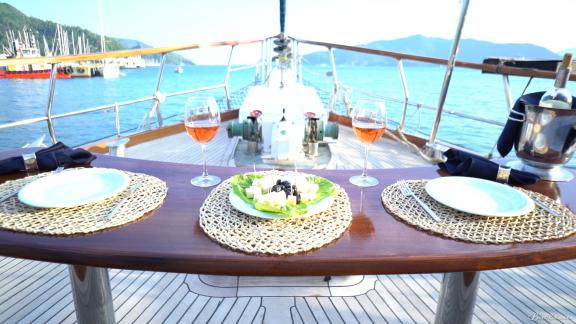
xmin=1 ymin=126 xmax=574 ymax=323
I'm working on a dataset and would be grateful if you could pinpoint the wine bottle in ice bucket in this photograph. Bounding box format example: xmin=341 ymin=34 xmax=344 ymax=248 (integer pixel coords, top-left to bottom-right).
xmin=539 ymin=53 xmax=573 ymax=109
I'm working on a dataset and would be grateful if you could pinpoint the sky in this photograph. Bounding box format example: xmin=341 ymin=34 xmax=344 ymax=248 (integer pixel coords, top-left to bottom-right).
xmin=3 ymin=0 xmax=576 ymax=64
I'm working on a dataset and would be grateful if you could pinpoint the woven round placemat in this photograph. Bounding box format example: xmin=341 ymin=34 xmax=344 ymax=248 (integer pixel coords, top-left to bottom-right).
xmin=0 ymin=170 xmax=167 ymax=235
xmin=199 ymin=171 xmax=352 ymax=255
xmin=382 ymin=180 xmax=576 ymax=244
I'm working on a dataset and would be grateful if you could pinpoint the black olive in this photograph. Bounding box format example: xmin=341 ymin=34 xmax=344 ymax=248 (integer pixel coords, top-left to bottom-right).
xmin=276 ymin=179 xmax=282 ymax=185
xmin=281 ymin=181 xmax=291 ymax=187
xmin=271 ymin=185 xmax=283 ymax=192
xmin=296 ymin=193 xmax=301 ymax=204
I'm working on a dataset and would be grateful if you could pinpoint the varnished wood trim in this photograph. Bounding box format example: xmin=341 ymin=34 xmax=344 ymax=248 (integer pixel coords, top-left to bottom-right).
xmin=0 ymin=39 xmax=264 ymax=67
xmin=2 ymin=35 xmax=571 ymax=81
xmin=84 ymin=110 xmax=239 ymax=153
xmin=328 ymin=111 xmax=426 ymax=147
xmin=328 ymin=111 xmax=352 ymax=127
xmin=221 ymin=109 xmax=239 ymax=122
xmin=295 ymin=38 xmax=576 ymax=81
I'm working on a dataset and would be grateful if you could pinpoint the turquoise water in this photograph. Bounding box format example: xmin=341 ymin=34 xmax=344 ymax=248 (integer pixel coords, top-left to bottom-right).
xmin=1 ymin=64 xmax=575 ymax=167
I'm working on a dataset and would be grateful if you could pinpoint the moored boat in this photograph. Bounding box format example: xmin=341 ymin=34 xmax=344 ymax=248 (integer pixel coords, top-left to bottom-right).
xmin=1 ymin=28 xmax=72 ymax=79
xmin=174 ymin=62 xmax=184 ymax=73
xmin=0 ymin=68 xmax=71 ymax=79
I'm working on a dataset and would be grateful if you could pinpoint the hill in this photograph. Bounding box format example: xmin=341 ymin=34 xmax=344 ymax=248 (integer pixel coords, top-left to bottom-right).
xmin=303 ymin=35 xmax=561 ymax=66
xmin=0 ymin=3 xmax=193 ymax=65
xmin=0 ymin=3 xmax=124 ymax=54
xmin=115 ymin=38 xmax=193 ymax=65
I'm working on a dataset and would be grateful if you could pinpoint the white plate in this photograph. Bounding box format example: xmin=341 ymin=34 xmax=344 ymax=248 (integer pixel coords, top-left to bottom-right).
xmin=18 ymin=168 xmax=131 ymax=208
xmin=229 ymin=191 xmax=334 ymax=219
xmin=424 ymin=177 xmax=535 ymax=217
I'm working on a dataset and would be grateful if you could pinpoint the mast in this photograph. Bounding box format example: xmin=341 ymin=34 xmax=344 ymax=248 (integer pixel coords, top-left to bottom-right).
xmin=98 ymin=0 xmax=106 ymax=52
xmin=71 ymin=30 xmax=75 ymax=55
xmin=279 ymin=0 xmax=286 ymax=33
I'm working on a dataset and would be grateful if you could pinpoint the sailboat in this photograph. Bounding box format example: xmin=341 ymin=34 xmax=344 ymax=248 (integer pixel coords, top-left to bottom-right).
xmin=98 ymin=0 xmax=120 ymax=79
xmin=174 ymin=61 xmax=184 ymax=74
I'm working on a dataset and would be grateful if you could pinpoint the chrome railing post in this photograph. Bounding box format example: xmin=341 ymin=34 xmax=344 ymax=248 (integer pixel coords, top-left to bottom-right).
xmin=328 ymin=47 xmax=339 ymax=112
xmin=265 ymin=38 xmax=271 ymax=83
xmin=502 ymin=74 xmax=514 ymax=111
xmin=263 ymin=39 xmax=268 ymax=83
xmin=256 ymin=40 xmax=264 ymax=84
xmin=423 ymin=0 xmax=471 ymax=161
xmin=107 ymin=103 xmax=129 ymax=157
xmin=148 ymin=53 xmax=167 ymax=128
xmin=296 ymin=41 xmax=303 ymax=83
xmin=299 ymin=46 xmax=303 ymax=84
xmin=224 ymin=45 xmax=235 ymax=111
xmin=397 ymin=59 xmax=410 ymax=131
xmin=113 ymin=103 xmax=121 ymax=137
xmin=46 ymin=64 xmax=59 ymax=144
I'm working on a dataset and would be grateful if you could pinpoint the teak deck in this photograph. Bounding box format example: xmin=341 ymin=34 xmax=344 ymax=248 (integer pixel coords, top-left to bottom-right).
xmin=0 ymin=127 xmax=575 ymax=323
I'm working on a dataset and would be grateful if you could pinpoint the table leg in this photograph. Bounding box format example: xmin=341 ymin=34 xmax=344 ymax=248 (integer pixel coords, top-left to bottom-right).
xmin=68 ymin=265 xmax=116 ymax=324
xmin=434 ymin=271 xmax=480 ymax=324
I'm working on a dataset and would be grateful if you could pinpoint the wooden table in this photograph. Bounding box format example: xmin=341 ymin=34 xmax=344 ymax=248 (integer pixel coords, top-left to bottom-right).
xmin=0 ymin=152 xmax=575 ymax=324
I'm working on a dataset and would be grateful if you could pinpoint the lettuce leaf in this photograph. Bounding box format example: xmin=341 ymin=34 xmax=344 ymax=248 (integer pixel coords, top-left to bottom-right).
xmin=230 ymin=173 xmax=263 ymax=204
xmin=229 ymin=173 xmax=335 ymax=218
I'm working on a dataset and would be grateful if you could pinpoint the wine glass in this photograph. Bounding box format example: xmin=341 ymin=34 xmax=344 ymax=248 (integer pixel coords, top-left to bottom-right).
xmin=349 ymin=99 xmax=387 ymax=187
xmin=184 ymin=96 xmax=221 ymax=187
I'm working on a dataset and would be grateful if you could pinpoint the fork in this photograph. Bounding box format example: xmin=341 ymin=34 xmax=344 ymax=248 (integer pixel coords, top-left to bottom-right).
xmin=106 ymin=182 xmax=141 ymax=221
xmin=398 ymin=181 xmax=440 ymax=222
xmin=0 ymin=189 xmax=19 ymax=203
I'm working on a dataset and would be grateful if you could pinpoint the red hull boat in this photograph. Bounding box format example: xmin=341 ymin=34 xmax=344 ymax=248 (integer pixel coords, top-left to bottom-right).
xmin=0 ymin=70 xmax=72 ymax=79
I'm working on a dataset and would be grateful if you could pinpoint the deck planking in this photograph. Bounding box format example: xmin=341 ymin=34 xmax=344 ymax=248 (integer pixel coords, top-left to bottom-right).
xmin=0 ymin=126 xmax=574 ymax=323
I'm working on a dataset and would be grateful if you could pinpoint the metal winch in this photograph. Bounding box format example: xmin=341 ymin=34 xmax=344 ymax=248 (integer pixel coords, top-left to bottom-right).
xmin=227 ymin=110 xmax=262 ymax=153
xmin=273 ymin=34 xmax=292 ymax=66
xmin=303 ymin=112 xmax=339 ymax=156
xmin=228 ymin=110 xmax=339 ymax=160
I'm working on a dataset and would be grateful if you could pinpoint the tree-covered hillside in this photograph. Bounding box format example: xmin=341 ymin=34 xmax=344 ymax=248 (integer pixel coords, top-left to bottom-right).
xmin=0 ymin=3 xmax=193 ymax=65
xmin=303 ymin=35 xmax=561 ymax=66
xmin=0 ymin=2 xmax=124 ymax=55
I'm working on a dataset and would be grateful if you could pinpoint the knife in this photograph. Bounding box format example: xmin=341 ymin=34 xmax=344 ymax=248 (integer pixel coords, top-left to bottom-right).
xmin=106 ymin=182 xmax=141 ymax=221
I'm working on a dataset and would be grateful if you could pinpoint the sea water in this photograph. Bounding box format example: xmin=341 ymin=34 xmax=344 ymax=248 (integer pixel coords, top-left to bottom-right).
xmin=0 ymin=64 xmax=574 ymax=167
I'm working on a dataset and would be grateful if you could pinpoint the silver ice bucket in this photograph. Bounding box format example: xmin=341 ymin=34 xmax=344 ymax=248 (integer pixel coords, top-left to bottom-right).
xmin=512 ymin=104 xmax=576 ymax=181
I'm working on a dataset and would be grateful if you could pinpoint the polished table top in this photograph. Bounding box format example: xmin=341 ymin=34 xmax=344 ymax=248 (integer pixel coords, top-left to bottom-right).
xmin=0 ymin=151 xmax=574 ymax=276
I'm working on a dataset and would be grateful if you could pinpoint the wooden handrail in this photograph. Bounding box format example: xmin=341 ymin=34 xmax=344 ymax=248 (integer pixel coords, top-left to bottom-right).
xmin=0 ymin=38 xmax=264 ymax=67
xmin=2 ymin=35 xmax=573 ymax=81
xmin=295 ymin=38 xmax=576 ymax=81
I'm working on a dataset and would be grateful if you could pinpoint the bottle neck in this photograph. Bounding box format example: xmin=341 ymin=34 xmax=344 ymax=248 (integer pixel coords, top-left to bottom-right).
xmin=554 ymin=68 xmax=571 ymax=88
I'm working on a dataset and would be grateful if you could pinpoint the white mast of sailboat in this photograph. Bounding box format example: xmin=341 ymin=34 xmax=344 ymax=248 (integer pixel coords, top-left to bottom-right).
xmin=98 ymin=0 xmax=105 ymax=53
xmin=98 ymin=0 xmax=120 ymax=78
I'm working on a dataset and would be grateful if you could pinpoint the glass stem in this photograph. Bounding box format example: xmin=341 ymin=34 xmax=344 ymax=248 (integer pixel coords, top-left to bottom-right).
xmin=201 ymin=144 xmax=208 ymax=177
xmin=362 ymin=144 xmax=368 ymax=177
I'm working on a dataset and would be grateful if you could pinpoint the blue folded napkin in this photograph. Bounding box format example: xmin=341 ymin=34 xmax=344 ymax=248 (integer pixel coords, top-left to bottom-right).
xmin=0 ymin=142 xmax=96 ymax=175
xmin=497 ymin=92 xmax=576 ymax=157
xmin=496 ymin=92 xmax=544 ymax=157
xmin=438 ymin=149 xmax=539 ymax=186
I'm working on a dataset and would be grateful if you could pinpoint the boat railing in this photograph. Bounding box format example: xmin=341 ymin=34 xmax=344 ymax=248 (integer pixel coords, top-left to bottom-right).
xmin=0 ymin=38 xmax=265 ymax=149
xmin=292 ymin=36 xmax=574 ymax=158
xmin=1 ymin=34 xmax=572 ymax=159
